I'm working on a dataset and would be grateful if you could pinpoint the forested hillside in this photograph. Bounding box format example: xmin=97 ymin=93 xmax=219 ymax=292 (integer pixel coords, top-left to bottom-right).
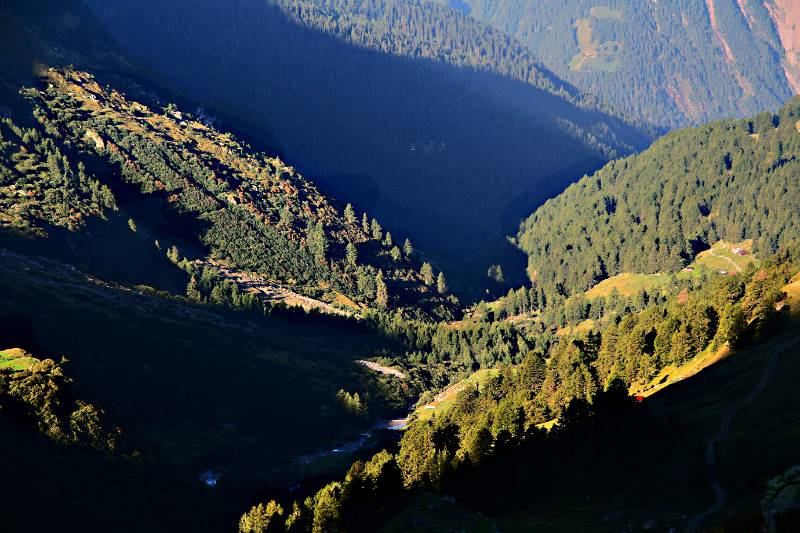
xmin=82 ymin=0 xmax=648 ymax=288
xmin=445 ymin=0 xmax=800 ymax=131
xmin=2 ymin=1 xmax=799 ymax=532
xmin=517 ymin=97 xmax=800 ymax=302
xmin=238 ymin=245 xmax=800 ymax=532
xmin=12 ymin=68 xmax=456 ymax=318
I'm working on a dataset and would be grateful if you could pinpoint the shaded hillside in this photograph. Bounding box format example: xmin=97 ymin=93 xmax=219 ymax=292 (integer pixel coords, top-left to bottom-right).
xmin=5 ymin=68 xmax=456 ymax=318
xmin=82 ymin=0 xmax=648 ymax=288
xmin=0 ymin=247 xmax=404 ymax=533
xmin=447 ymin=0 xmax=799 ymax=131
xmin=517 ymin=97 xmax=800 ymax=301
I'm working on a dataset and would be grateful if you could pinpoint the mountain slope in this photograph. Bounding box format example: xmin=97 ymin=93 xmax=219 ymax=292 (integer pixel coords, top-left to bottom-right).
xmin=8 ymin=67 xmax=456 ymax=318
xmin=446 ymin=0 xmax=800 ymax=131
xmin=0 ymin=246 xmax=406 ymax=532
xmin=516 ymin=96 xmax=800 ymax=301
xmin=236 ymin=244 xmax=799 ymax=532
xmin=81 ymin=0 xmax=649 ymax=288
xmin=380 ymin=300 xmax=800 ymax=531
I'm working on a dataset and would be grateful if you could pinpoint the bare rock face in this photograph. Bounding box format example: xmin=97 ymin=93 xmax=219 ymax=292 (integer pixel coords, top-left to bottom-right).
xmin=765 ymin=0 xmax=800 ymax=93
xmin=762 ymin=464 xmax=800 ymax=532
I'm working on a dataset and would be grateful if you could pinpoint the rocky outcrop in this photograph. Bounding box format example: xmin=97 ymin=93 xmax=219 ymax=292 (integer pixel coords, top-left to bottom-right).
xmin=762 ymin=464 xmax=800 ymax=532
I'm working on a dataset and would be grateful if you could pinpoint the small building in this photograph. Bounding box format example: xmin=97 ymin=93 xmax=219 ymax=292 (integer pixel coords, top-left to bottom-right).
xmin=732 ymin=247 xmax=748 ymax=256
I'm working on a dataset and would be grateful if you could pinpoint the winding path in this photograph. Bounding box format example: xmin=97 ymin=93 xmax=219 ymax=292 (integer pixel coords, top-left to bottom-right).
xmin=685 ymin=338 xmax=790 ymax=532
xmin=707 ymin=248 xmax=743 ymax=273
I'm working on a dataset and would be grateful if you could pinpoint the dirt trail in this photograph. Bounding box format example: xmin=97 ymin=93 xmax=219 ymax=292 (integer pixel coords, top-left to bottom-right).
xmin=685 ymin=336 xmax=795 ymax=532
xmin=708 ymin=249 xmax=743 ymax=272
xmin=357 ymin=360 xmax=406 ymax=379
xmin=199 ymin=258 xmax=356 ymax=318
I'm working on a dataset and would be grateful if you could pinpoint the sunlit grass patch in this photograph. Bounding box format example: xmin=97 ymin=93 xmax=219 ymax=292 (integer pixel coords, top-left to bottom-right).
xmin=0 ymin=348 xmax=39 ymax=371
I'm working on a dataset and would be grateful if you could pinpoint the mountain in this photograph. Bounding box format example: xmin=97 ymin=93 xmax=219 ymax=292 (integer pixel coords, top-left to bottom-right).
xmin=516 ymin=97 xmax=800 ymax=302
xmin=1 ymin=2 xmax=799 ymax=532
xmin=80 ymin=0 xmax=649 ymax=289
xmin=442 ymin=0 xmax=800 ymax=131
xmin=21 ymin=68 xmax=458 ymax=318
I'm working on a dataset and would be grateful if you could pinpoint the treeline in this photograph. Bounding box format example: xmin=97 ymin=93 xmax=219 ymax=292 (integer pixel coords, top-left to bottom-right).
xmin=238 ymin=246 xmax=797 ymax=532
xmin=0 ymin=356 xmax=120 ymax=453
xmin=25 ymin=69 xmax=456 ymax=319
xmin=363 ymin=307 xmax=556 ymax=386
xmin=487 ymin=274 xmax=699 ymax=328
xmin=517 ymin=97 xmax=800 ymax=303
xmin=455 ymin=0 xmax=794 ymax=131
xmin=0 ymin=116 xmax=116 ymax=235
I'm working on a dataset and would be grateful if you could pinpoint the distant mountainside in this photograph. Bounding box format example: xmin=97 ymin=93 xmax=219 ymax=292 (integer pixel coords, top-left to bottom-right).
xmin=81 ymin=0 xmax=648 ymax=289
xmin=444 ymin=0 xmax=800 ymax=131
xmin=516 ymin=97 xmax=800 ymax=301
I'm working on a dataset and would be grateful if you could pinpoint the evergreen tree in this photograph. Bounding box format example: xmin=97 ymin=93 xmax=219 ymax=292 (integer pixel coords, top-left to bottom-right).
xmin=312 ymin=482 xmax=343 ymax=533
xmin=436 ymin=272 xmax=448 ymax=294
xmin=285 ymin=501 xmax=311 ymax=533
xmin=370 ymin=218 xmax=382 ymax=240
xmin=209 ymin=284 xmax=227 ymax=307
xmin=186 ymin=276 xmax=201 ymax=301
xmin=307 ymin=221 xmax=328 ymax=264
xmin=375 ymin=270 xmax=388 ymax=308
xmin=167 ymin=245 xmax=180 ymax=263
xmin=346 ymin=241 xmax=358 ymax=267
xmin=238 ymin=501 xmax=284 ymax=533
xmin=344 ymin=203 xmax=356 ymax=224
xmin=403 ymin=238 xmax=413 ymax=258
xmin=487 ymin=264 xmax=505 ymax=283
xmin=421 ymin=262 xmax=434 ymax=286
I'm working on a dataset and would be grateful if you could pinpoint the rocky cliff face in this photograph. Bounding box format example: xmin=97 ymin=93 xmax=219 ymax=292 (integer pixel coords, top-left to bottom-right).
xmin=764 ymin=0 xmax=800 ymax=92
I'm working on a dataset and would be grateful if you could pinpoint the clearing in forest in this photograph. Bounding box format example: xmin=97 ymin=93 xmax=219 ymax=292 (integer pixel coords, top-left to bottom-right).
xmin=569 ymin=7 xmax=623 ymax=72
xmin=0 ymin=348 xmax=39 ymax=371
xmin=414 ymin=368 xmax=499 ymax=421
xmin=584 ymin=240 xmax=759 ymax=299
